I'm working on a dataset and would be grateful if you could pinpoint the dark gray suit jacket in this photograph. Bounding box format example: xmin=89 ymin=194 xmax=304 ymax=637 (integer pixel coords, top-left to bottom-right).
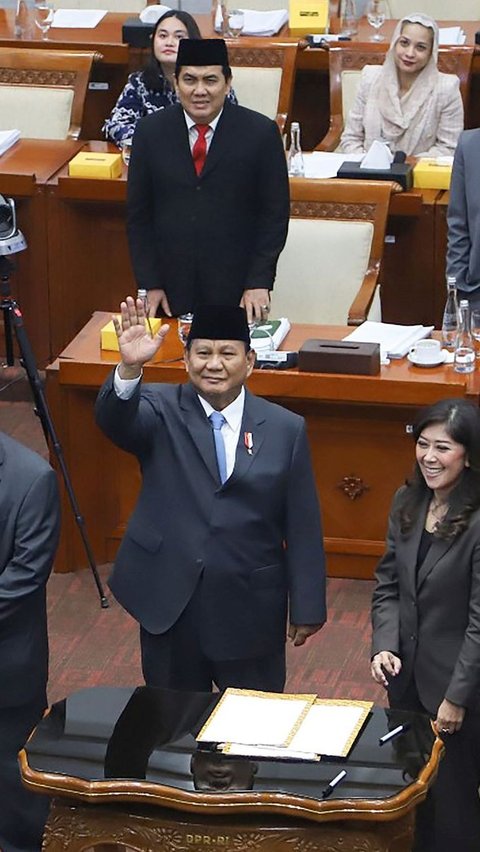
xmin=95 ymin=377 xmax=326 ymax=661
xmin=372 ymin=487 xmax=480 ymax=716
xmin=0 ymin=432 xmax=60 ymax=708
xmin=127 ymin=100 xmax=290 ymax=316
xmin=447 ymin=128 xmax=480 ymax=296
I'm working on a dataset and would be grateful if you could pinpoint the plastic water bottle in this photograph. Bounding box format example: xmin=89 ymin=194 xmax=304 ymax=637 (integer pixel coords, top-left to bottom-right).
xmin=14 ymin=0 xmax=33 ymax=38
xmin=287 ymin=122 xmax=305 ymax=178
xmin=341 ymin=0 xmax=358 ymax=35
xmin=454 ymin=300 xmax=475 ymax=374
xmin=441 ymin=275 xmax=459 ymax=351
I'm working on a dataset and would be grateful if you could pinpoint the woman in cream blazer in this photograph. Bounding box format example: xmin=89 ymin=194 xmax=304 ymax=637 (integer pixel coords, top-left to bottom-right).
xmin=340 ymin=13 xmax=463 ymax=156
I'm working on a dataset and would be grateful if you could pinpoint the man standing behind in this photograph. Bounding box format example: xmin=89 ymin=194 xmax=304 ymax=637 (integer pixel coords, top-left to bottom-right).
xmin=95 ymin=300 xmax=326 ymax=693
xmin=447 ymin=128 xmax=480 ymax=308
xmin=0 ymin=432 xmax=60 ymax=852
xmin=126 ymin=39 xmax=290 ymax=325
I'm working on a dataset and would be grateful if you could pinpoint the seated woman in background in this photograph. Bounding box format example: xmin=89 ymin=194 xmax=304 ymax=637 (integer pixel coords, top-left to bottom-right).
xmin=103 ymin=10 xmax=237 ymax=146
xmin=340 ymin=13 xmax=463 ymax=156
xmin=371 ymin=398 xmax=480 ymax=852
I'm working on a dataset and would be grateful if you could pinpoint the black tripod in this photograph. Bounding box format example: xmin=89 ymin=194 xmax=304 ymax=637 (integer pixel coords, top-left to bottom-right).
xmin=0 ymin=255 xmax=108 ymax=607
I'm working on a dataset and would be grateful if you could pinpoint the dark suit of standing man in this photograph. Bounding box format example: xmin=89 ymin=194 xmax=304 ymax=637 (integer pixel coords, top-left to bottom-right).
xmin=96 ymin=302 xmax=326 ymax=692
xmin=447 ymin=128 xmax=480 ymax=307
xmin=0 ymin=432 xmax=60 ymax=852
xmin=126 ymin=38 xmax=290 ymax=325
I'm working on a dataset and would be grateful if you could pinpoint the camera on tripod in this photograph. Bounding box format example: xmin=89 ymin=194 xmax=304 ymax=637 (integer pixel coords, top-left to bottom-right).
xmin=0 ymin=194 xmax=27 ymax=258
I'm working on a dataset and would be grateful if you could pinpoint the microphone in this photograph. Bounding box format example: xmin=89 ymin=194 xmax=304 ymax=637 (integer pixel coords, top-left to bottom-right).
xmin=393 ymin=151 xmax=407 ymax=164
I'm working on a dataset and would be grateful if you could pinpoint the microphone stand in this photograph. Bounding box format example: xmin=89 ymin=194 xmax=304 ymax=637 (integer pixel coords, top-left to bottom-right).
xmin=0 ymin=256 xmax=108 ymax=608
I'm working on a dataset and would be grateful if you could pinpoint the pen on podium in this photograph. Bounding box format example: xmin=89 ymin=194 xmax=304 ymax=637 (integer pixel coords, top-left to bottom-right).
xmin=322 ymin=769 xmax=347 ymax=799
xmin=379 ymin=724 xmax=409 ymax=746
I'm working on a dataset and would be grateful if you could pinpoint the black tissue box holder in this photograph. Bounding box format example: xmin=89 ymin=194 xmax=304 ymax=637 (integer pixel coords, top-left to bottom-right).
xmin=337 ymin=161 xmax=413 ymax=191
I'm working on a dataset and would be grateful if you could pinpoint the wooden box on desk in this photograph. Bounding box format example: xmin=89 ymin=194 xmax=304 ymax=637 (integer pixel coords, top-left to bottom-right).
xmin=298 ymin=339 xmax=381 ymax=375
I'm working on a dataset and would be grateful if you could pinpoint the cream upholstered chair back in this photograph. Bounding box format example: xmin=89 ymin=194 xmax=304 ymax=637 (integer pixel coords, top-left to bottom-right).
xmin=316 ymin=44 xmax=473 ymax=151
xmin=270 ymin=179 xmax=392 ymax=326
xmin=386 ymin=0 xmax=480 ymax=19
xmin=226 ymin=38 xmax=297 ymax=128
xmin=0 ymin=48 xmax=96 ymax=139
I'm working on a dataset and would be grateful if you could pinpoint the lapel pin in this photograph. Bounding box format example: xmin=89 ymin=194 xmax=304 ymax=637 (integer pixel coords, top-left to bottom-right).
xmin=244 ymin=432 xmax=253 ymax=455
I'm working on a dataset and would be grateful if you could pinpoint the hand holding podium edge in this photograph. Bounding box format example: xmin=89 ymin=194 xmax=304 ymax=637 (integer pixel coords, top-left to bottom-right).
xmin=114 ymin=296 xmax=170 ymax=379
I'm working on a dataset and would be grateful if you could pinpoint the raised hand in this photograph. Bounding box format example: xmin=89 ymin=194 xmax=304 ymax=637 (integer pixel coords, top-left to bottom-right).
xmin=114 ymin=296 xmax=170 ymax=376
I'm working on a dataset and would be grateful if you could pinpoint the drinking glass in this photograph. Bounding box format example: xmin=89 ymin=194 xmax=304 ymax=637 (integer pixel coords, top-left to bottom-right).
xmin=471 ymin=308 xmax=480 ymax=358
xmin=227 ymin=9 xmax=244 ymax=38
xmin=178 ymin=313 xmax=194 ymax=347
xmin=34 ymin=1 xmax=54 ymax=40
xmin=366 ymin=0 xmax=386 ymax=41
xmin=120 ymin=138 xmax=132 ymax=167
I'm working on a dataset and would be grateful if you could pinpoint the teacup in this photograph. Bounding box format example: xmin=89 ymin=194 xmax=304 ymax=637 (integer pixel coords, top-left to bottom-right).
xmin=409 ymin=339 xmax=442 ymax=365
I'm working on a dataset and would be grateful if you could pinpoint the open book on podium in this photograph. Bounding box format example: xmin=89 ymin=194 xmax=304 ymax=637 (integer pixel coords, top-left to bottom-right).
xmin=197 ymin=688 xmax=372 ymax=761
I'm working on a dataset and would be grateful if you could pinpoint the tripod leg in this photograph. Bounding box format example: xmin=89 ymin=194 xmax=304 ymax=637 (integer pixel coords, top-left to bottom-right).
xmin=9 ymin=301 xmax=108 ymax=608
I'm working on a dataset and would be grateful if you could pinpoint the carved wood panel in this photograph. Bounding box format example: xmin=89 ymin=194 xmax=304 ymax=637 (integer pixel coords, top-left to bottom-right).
xmin=0 ymin=69 xmax=76 ymax=86
xmin=227 ymin=48 xmax=284 ymax=68
xmin=290 ymin=201 xmax=376 ymax=221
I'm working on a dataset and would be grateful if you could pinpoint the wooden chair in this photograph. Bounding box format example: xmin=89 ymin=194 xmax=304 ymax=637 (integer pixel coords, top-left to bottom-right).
xmin=226 ymin=38 xmax=298 ymax=131
xmin=270 ymin=179 xmax=392 ymax=325
xmin=0 ymin=48 xmax=97 ymax=140
xmin=316 ymin=43 xmax=473 ymax=151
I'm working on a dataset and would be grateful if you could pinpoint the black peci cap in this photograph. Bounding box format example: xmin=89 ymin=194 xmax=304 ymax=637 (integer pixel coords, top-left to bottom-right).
xmin=187 ymin=305 xmax=251 ymax=346
xmin=176 ymin=38 xmax=229 ymax=75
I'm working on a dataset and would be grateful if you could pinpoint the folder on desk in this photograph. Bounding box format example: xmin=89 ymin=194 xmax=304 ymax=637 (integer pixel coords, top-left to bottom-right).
xmin=197 ymin=688 xmax=372 ymax=760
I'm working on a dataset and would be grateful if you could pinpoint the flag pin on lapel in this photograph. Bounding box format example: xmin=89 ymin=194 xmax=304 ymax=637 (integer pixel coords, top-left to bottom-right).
xmin=244 ymin=432 xmax=253 ymax=455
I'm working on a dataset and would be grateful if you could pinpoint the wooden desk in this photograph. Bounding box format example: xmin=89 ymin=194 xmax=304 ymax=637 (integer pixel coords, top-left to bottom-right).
xmin=46 ymin=312 xmax=480 ymax=578
xmin=21 ymin=686 xmax=443 ymax=852
xmin=0 ymin=139 xmax=83 ymax=365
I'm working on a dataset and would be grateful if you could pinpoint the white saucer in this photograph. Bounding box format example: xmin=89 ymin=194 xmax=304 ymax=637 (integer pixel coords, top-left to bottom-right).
xmin=407 ymin=351 xmax=447 ymax=368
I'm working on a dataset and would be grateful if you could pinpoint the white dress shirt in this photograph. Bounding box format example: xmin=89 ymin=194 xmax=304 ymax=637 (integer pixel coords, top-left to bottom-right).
xmin=113 ymin=367 xmax=244 ymax=480
xmin=183 ymin=109 xmax=223 ymax=154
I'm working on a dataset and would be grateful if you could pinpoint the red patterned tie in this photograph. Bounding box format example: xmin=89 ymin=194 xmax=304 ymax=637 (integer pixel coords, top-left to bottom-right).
xmin=192 ymin=124 xmax=210 ymax=176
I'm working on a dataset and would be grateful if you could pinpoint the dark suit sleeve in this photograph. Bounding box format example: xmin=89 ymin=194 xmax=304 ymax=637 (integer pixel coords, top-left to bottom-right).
xmin=446 ymin=132 xmax=469 ymax=290
xmin=245 ymin=120 xmax=289 ymax=291
xmin=371 ymin=499 xmax=401 ymax=658
xmin=0 ymin=468 xmax=59 ymax=625
xmin=285 ymin=420 xmax=326 ymax=626
xmin=445 ymin=538 xmax=480 ymax=708
xmin=126 ymin=119 xmax=161 ymax=291
xmin=95 ymin=372 xmax=158 ymax=456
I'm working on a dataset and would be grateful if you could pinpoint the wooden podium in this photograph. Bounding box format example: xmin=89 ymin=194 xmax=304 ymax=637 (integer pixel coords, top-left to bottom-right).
xmin=19 ymin=686 xmax=443 ymax=852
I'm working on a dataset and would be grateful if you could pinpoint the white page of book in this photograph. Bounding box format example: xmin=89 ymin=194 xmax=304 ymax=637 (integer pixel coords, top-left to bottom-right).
xmin=197 ymin=690 xmax=316 ymax=748
xmin=289 ymin=701 xmax=370 ymax=757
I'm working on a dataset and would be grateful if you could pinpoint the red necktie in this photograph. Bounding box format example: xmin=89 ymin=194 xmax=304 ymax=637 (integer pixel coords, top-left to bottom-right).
xmin=192 ymin=124 xmax=210 ymax=176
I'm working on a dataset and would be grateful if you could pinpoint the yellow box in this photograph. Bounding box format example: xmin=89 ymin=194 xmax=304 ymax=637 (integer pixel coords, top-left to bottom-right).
xmin=101 ymin=316 xmax=163 ymax=351
xmin=289 ymin=0 xmax=328 ymax=35
xmin=413 ymin=159 xmax=453 ymax=190
xmin=68 ymin=152 xmax=123 ymax=180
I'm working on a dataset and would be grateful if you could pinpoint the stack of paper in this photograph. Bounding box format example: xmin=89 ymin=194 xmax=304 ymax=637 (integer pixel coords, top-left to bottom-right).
xmin=438 ymin=27 xmax=466 ymax=45
xmin=250 ymin=317 xmax=290 ymax=353
xmin=303 ymin=152 xmax=363 ymax=179
xmin=0 ymin=129 xmax=20 ymax=157
xmin=197 ymin=688 xmax=372 ymax=760
xmin=344 ymin=321 xmax=434 ymax=360
xmin=215 ymin=7 xmax=288 ymax=36
xmin=52 ymin=9 xmax=107 ymax=28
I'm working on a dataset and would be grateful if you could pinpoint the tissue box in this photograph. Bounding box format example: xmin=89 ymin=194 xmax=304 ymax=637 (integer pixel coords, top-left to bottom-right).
xmin=122 ymin=17 xmax=155 ymax=47
xmin=298 ymin=339 xmax=380 ymax=375
xmin=69 ymin=152 xmax=122 ymax=180
xmin=337 ymin=161 xmax=413 ymax=190
xmin=413 ymin=159 xmax=452 ymax=190
xmin=101 ymin=317 xmax=163 ymax=351
xmin=289 ymin=0 xmax=328 ymax=35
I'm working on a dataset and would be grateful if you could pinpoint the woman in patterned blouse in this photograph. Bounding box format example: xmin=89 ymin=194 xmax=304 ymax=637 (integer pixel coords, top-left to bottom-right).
xmin=104 ymin=10 xmax=237 ymax=146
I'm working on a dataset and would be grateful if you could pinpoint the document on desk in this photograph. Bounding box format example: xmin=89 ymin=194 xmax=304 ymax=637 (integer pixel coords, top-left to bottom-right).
xmin=197 ymin=688 xmax=317 ymax=748
xmin=344 ymin=321 xmax=434 ymax=360
xmin=197 ymin=689 xmax=372 ymax=760
xmin=303 ymin=152 xmax=363 ymax=179
xmin=0 ymin=129 xmax=20 ymax=157
xmin=52 ymin=9 xmax=107 ymax=27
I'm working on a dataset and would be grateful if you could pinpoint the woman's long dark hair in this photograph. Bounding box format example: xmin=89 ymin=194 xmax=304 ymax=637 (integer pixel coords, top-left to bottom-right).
xmin=398 ymin=398 xmax=480 ymax=539
xmin=142 ymin=10 xmax=201 ymax=92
